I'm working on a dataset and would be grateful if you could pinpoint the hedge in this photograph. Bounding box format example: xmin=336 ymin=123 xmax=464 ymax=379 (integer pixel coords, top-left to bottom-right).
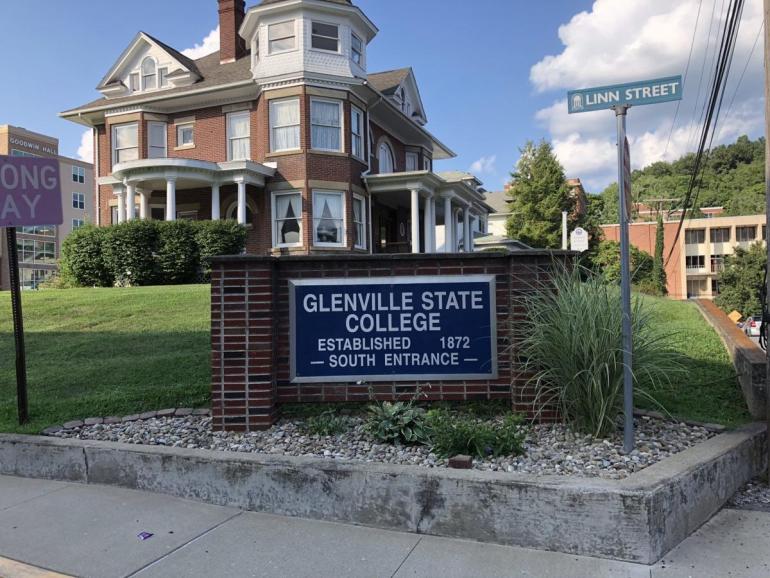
xmin=61 ymin=220 xmax=247 ymax=287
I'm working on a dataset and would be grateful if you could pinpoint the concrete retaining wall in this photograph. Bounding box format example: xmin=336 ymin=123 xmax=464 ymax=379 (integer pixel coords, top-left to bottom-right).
xmin=0 ymin=424 xmax=765 ymax=564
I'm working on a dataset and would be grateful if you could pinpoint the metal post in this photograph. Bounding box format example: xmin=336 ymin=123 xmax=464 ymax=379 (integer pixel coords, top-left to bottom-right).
xmin=6 ymin=227 xmax=29 ymax=425
xmin=614 ymin=104 xmax=634 ymax=454
xmin=764 ymin=0 xmax=770 ymax=480
xmin=562 ymin=211 xmax=568 ymax=250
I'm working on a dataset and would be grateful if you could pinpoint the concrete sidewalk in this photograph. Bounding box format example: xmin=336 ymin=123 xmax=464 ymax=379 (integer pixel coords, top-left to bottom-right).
xmin=0 ymin=475 xmax=768 ymax=578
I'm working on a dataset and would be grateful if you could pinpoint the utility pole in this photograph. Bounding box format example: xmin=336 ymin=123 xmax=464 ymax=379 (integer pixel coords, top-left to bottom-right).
xmin=764 ymin=0 xmax=770 ymax=481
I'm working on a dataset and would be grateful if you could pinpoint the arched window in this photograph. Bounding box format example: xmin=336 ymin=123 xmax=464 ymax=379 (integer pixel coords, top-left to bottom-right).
xmin=378 ymin=142 xmax=395 ymax=174
xmin=226 ymin=199 xmax=256 ymax=226
xmin=141 ymin=57 xmax=157 ymax=90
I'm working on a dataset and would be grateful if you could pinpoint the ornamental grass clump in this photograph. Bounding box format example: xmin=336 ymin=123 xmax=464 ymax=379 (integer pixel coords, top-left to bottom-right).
xmin=521 ymin=265 xmax=683 ymax=438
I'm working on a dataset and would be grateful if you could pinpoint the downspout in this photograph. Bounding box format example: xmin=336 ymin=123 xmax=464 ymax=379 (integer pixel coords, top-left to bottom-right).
xmin=92 ymin=123 xmax=100 ymax=227
xmin=361 ymin=84 xmax=383 ymax=255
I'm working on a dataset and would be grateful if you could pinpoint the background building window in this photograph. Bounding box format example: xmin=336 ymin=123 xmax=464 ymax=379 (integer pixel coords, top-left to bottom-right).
xmin=269 ymin=21 xmax=296 ymax=53
xmin=112 ymin=123 xmax=138 ymax=165
xmin=711 ymin=280 xmax=721 ymax=295
xmin=685 ymin=255 xmax=705 ymax=270
xmin=378 ymin=142 xmax=395 ymax=173
xmin=72 ymin=165 xmax=85 ymax=183
xmin=351 ymin=33 xmax=363 ymax=64
xmin=177 ymin=123 xmax=194 ymax=147
xmin=72 ymin=192 xmax=85 ymax=210
xmin=72 ymin=219 xmax=85 ymax=230
xmin=313 ymin=191 xmax=345 ymax=246
xmin=687 ymin=279 xmax=707 ymax=299
xmin=270 ymin=99 xmax=301 ymax=152
xmin=227 ymin=111 xmax=251 ymax=161
xmin=17 ymin=239 xmax=55 ymax=264
xmin=353 ymin=195 xmax=366 ymax=249
xmin=148 ymin=122 xmax=167 ymax=158
xmin=351 ymin=106 xmax=364 ymax=159
xmin=685 ymin=229 xmax=705 ymax=245
xmin=273 ymin=192 xmax=302 ymax=247
xmin=736 ymin=226 xmax=756 ymax=242
xmin=311 ymin=22 xmax=339 ymax=51
xmin=310 ymin=99 xmax=342 ymax=151
xmin=20 ymin=269 xmax=52 ymax=291
xmin=20 ymin=225 xmax=54 ymax=236
xmin=710 ymin=228 xmax=730 ymax=243
xmin=141 ymin=57 xmax=157 ymax=90
xmin=710 ymin=255 xmax=727 ymax=273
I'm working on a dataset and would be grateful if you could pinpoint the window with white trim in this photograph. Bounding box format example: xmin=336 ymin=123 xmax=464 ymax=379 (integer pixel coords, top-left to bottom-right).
xmin=351 ymin=106 xmax=364 ymax=159
xmin=310 ymin=99 xmax=342 ymax=152
xmin=423 ymin=157 xmax=432 ymax=172
xmin=406 ymin=152 xmax=418 ymax=172
xmin=72 ymin=165 xmax=85 ymax=183
xmin=311 ymin=22 xmax=339 ymax=52
xmin=313 ymin=190 xmax=345 ymax=247
xmin=159 ymin=68 xmax=169 ymax=88
xmin=148 ymin=122 xmax=167 ymax=158
xmin=72 ymin=192 xmax=85 ymax=210
xmin=130 ymin=73 xmax=140 ymax=92
xmin=273 ymin=192 xmax=302 ymax=247
xmin=112 ymin=123 xmax=138 ymax=166
xmin=269 ymin=98 xmax=301 ymax=152
xmin=72 ymin=219 xmax=85 ymax=230
xmin=269 ymin=20 xmax=296 ymax=53
xmin=227 ymin=111 xmax=251 ymax=161
xmin=141 ymin=57 xmax=157 ymax=90
xmin=351 ymin=33 xmax=363 ymax=65
xmin=378 ymin=142 xmax=395 ymax=174
xmin=177 ymin=123 xmax=194 ymax=147
xmin=353 ymin=194 xmax=366 ymax=249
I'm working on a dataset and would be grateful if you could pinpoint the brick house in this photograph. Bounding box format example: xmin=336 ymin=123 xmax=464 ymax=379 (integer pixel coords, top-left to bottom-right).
xmin=60 ymin=0 xmax=492 ymax=255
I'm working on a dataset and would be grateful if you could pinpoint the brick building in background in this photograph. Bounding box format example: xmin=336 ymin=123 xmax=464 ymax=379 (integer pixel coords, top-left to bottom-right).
xmin=61 ymin=0 xmax=492 ymax=256
xmin=0 ymin=125 xmax=94 ymax=290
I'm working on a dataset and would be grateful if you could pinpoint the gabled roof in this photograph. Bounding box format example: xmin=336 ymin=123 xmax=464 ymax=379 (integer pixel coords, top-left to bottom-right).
xmin=367 ymin=68 xmax=411 ymax=96
xmin=484 ymin=191 xmax=511 ymax=214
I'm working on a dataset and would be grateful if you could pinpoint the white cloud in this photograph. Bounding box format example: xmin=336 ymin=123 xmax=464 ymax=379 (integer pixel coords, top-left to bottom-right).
xmin=530 ymin=0 xmax=764 ymax=191
xmin=77 ymin=130 xmax=94 ymax=163
xmin=470 ymin=155 xmax=497 ymax=174
xmin=182 ymin=26 xmax=220 ymax=59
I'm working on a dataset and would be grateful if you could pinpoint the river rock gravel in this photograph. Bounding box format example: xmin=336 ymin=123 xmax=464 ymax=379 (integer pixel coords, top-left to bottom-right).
xmin=49 ymin=414 xmax=715 ymax=479
xmin=729 ymin=479 xmax=770 ymax=511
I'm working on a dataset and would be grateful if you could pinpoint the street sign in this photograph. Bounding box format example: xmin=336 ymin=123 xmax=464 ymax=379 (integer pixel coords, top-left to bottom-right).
xmin=568 ymin=76 xmax=683 ymax=114
xmin=290 ymin=276 xmax=497 ymax=383
xmin=570 ymin=227 xmax=589 ymax=252
xmin=0 ymin=155 xmax=62 ymax=425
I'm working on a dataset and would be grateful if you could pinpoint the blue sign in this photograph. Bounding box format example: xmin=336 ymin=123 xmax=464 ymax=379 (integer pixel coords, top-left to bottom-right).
xmin=289 ymin=276 xmax=497 ymax=383
xmin=568 ymin=76 xmax=683 ymax=114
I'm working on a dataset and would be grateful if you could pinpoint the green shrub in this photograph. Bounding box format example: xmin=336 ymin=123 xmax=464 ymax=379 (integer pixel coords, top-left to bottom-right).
xmin=366 ymin=401 xmax=428 ymax=444
xmin=61 ymin=225 xmax=113 ymax=287
xmin=157 ymin=221 xmax=199 ymax=284
xmin=195 ymin=220 xmax=248 ymax=280
xmin=427 ymin=409 xmax=526 ymax=458
xmin=521 ymin=265 xmax=683 ymax=438
xmin=304 ymin=410 xmax=350 ymax=436
xmin=101 ymin=220 xmax=160 ymax=286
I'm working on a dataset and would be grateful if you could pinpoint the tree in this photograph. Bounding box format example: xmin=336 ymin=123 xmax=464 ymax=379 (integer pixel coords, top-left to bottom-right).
xmin=652 ymin=214 xmax=667 ymax=295
xmin=506 ymin=140 xmax=572 ymax=249
xmin=592 ymin=240 xmax=654 ymax=286
xmin=715 ymin=243 xmax=766 ymax=317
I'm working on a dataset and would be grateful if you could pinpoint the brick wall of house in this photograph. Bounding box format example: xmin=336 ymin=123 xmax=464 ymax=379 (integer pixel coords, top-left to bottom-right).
xmin=210 ymin=252 xmax=568 ymax=432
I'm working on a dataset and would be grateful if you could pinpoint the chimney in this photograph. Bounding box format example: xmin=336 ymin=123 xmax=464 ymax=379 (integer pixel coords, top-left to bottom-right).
xmin=219 ymin=0 xmax=247 ymax=64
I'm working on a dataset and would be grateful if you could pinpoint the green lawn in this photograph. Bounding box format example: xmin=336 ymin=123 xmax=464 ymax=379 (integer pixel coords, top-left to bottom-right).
xmin=0 ymin=285 xmax=751 ymax=433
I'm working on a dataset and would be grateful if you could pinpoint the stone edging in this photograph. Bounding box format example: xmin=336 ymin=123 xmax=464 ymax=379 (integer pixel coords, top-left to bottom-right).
xmin=42 ymin=408 xmax=212 ymax=435
xmin=0 ymin=423 xmax=765 ymax=564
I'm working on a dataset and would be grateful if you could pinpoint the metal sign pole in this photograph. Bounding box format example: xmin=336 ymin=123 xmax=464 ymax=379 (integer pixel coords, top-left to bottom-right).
xmin=5 ymin=226 xmax=29 ymax=425
xmin=613 ymin=104 xmax=634 ymax=454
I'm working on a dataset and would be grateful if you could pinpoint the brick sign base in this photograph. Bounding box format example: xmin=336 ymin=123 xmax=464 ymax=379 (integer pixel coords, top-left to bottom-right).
xmin=211 ymin=252 xmax=571 ymax=432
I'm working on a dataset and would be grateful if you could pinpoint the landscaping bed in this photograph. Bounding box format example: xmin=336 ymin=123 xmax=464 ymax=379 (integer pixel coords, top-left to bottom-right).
xmin=48 ymin=412 xmax=716 ymax=479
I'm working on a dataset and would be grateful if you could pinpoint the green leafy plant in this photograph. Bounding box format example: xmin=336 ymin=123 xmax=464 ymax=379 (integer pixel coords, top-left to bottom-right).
xmin=521 ymin=264 xmax=683 ymax=438
xmin=427 ymin=409 xmax=526 ymax=458
xmin=101 ymin=220 xmax=160 ymax=286
xmin=156 ymin=220 xmax=199 ymax=284
xmin=61 ymin=224 xmax=113 ymax=287
xmin=366 ymin=401 xmax=428 ymax=445
xmin=194 ymin=220 xmax=249 ymax=280
xmin=304 ymin=410 xmax=350 ymax=437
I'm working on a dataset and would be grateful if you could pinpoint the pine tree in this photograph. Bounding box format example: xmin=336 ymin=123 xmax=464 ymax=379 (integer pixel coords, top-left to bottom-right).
xmin=653 ymin=213 xmax=667 ymax=295
xmin=506 ymin=140 xmax=572 ymax=249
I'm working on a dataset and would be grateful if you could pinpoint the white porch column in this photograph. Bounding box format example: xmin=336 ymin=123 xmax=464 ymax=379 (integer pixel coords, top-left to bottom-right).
xmin=443 ymin=196 xmax=453 ymax=253
xmin=125 ymin=183 xmax=136 ymax=221
xmin=422 ymin=195 xmax=432 ymax=253
xmin=116 ymin=191 xmax=126 ymax=224
xmin=410 ymin=188 xmax=421 ymax=254
xmin=139 ymin=191 xmax=149 ymax=220
xmin=469 ymin=215 xmax=476 ymax=252
xmin=211 ymin=183 xmax=221 ymax=221
xmin=236 ymin=180 xmax=247 ymax=225
xmin=166 ymin=178 xmax=177 ymax=221
xmin=463 ymin=207 xmax=471 ymax=252
xmin=429 ymin=196 xmax=437 ymax=252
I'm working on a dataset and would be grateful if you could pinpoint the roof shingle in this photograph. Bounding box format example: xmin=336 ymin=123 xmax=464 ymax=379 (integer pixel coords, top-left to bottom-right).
xmin=367 ymin=68 xmax=411 ymax=95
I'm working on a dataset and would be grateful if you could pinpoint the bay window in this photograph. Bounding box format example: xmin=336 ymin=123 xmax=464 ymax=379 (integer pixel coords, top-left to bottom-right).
xmin=270 ymin=98 xmax=301 ymax=152
xmin=273 ymin=191 xmax=302 ymax=247
xmin=353 ymin=194 xmax=366 ymax=249
xmin=269 ymin=21 xmax=296 ymax=53
xmin=227 ymin=111 xmax=251 ymax=161
xmin=351 ymin=106 xmax=364 ymax=159
xmin=112 ymin=123 xmax=138 ymax=166
xmin=311 ymin=22 xmax=339 ymax=52
xmin=311 ymin=99 xmax=342 ymax=152
xmin=148 ymin=122 xmax=167 ymax=158
xmin=313 ymin=190 xmax=345 ymax=247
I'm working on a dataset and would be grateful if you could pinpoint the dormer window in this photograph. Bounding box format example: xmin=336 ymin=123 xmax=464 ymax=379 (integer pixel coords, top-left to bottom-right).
xmin=269 ymin=21 xmax=296 ymax=53
xmin=311 ymin=22 xmax=339 ymax=52
xmin=129 ymin=73 xmax=139 ymax=92
xmin=141 ymin=57 xmax=157 ymax=90
xmin=159 ymin=68 xmax=169 ymax=88
xmin=351 ymin=33 xmax=363 ymax=65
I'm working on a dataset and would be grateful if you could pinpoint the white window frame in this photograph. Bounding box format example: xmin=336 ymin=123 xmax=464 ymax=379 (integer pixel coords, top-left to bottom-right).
xmin=352 ymin=193 xmax=367 ymax=250
xmin=111 ymin=122 xmax=138 ymax=167
xmin=350 ymin=105 xmax=364 ymax=160
xmin=405 ymin=152 xmax=419 ymax=172
xmin=351 ymin=32 xmax=364 ymax=65
xmin=176 ymin=122 xmax=195 ymax=148
xmin=269 ymin=98 xmax=301 ymax=153
xmin=141 ymin=57 xmax=157 ymax=91
xmin=378 ymin=141 xmax=395 ymax=174
xmin=268 ymin=20 xmax=297 ymax=54
xmin=72 ymin=192 xmax=85 ymax=210
xmin=72 ymin=218 xmax=85 ymax=230
xmin=129 ymin=73 xmax=140 ymax=93
xmin=311 ymin=20 xmax=340 ymax=53
xmin=72 ymin=165 xmax=85 ymax=183
xmin=147 ymin=121 xmax=167 ymax=158
xmin=312 ymin=190 xmax=346 ymax=248
xmin=158 ymin=67 xmax=169 ymax=88
xmin=227 ymin=111 xmax=251 ymax=161
xmin=310 ymin=98 xmax=344 ymax=153
xmin=271 ymin=191 xmax=303 ymax=248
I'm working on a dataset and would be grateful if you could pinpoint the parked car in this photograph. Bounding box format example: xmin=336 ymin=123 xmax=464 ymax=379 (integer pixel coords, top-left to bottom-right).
xmin=743 ymin=315 xmax=762 ymax=337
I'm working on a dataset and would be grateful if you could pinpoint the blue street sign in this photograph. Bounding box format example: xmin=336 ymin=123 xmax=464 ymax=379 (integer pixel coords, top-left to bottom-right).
xmin=568 ymin=76 xmax=683 ymax=114
xmin=289 ymin=276 xmax=497 ymax=383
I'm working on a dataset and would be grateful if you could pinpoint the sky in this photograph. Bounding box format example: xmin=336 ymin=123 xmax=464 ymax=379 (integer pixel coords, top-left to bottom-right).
xmin=0 ymin=0 xmax=764 ymax=193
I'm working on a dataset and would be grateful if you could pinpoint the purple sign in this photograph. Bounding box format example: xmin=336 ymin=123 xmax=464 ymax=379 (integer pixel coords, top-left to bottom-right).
xmin=0 ymin=156 xmax=63 ymax=227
